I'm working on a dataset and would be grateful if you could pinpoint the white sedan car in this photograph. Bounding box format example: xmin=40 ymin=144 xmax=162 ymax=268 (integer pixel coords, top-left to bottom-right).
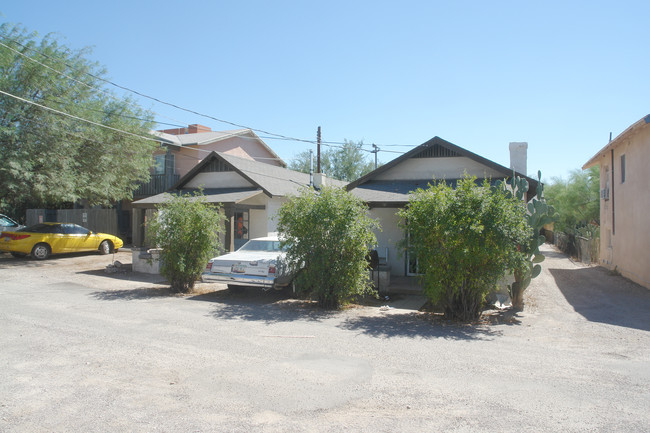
xmin=201 ymin=235 xmax=293 ymax=290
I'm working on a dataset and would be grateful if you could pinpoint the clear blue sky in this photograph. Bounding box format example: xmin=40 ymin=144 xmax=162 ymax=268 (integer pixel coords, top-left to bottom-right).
xmin=3 ymin=1 xmax=649 ymax=182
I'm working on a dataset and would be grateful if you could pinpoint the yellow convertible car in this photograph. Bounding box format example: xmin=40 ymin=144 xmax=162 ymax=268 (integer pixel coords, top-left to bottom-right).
xmin=0 ymin=222 xmax=123 ymax=260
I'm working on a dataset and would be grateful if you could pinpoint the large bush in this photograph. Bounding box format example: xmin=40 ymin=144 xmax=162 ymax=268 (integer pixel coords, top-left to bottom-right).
xmin=276 ymin=186 xmax=379 ymax=309
xmin=399 ymin=178 xmax=530 ymax=321
xmin=146 ymin=191 xmax=224 ymax=293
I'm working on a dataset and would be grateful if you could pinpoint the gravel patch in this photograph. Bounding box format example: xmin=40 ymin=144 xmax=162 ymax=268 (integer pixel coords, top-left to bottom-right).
xmin=0 ymin=245 xmax=648 ymax=432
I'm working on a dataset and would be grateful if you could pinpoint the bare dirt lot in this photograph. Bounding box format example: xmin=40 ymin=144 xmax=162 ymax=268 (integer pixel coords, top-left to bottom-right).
xmin=1 ymin=245 xmax=649 ymax=432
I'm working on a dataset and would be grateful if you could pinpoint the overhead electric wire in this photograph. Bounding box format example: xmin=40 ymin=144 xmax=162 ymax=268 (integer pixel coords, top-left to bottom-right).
xmin=41 ymin=95 xmax=185 ymax=128
xmin=0 ymin=89 xmax=158 ymax=142
xmin=1 ymin=34 xmax=417 ymax=157
xmin=0 ymin=35 xmax=314 ymax=144
xmin=0 ymin=38 xmax=203 ymax=131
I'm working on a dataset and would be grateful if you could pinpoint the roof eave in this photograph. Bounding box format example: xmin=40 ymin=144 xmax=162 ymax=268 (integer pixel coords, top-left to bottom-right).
xmin=583 ymin=114 xmax=650 ymax=170
xmin=346 ymin=136 xmax=538 ymax=191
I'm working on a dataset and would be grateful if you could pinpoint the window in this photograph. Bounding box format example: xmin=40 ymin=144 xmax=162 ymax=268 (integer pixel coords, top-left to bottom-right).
xmin=154 ymin=155 xmax=165 ymax=175
xmin=63 ymin=224 xmax=90 ymax=235
xmin=620 ymin=154 xmax=626 ymax=183
xmin=153 ymin=154 xmax=174 ymax=175
xmin=234 ymin=211 xmax=249 ymax=240
xmin=25 ymin=224 xmax=64 ymax=234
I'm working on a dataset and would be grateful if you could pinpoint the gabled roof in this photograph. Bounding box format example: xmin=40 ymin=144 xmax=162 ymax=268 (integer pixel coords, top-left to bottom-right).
xmin=347 ymin=136 xmax=537 ymax=192
xmin=583 ymin=114 xmax=650 ymax=169
xmin=150 ymin=128 xmax=286 ymax=167
xmin=173 ymin=151 xmax=346 ymax=198
xmin=132 ymin=189 xmax=263 ymax=208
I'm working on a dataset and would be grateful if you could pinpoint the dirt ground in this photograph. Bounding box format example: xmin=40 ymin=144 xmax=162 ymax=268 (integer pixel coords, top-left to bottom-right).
xmin=0 ymin=245 xmax=648 ymax=432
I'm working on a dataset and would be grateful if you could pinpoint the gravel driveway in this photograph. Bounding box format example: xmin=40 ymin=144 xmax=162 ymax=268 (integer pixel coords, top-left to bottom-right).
xmin=1 ymin=245 xmax=648 ymax=432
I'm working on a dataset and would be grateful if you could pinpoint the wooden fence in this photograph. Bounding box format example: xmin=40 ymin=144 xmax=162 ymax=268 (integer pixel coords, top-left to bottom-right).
xmin=26 ymin=208 xmax=129 ymax=240
xmin=552 ymin=231 xmax=600 ymax=264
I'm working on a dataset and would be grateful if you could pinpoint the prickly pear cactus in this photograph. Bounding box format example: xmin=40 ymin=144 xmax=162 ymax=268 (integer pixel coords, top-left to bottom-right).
xmin=499 ymin=171 xmax=557 ymax=309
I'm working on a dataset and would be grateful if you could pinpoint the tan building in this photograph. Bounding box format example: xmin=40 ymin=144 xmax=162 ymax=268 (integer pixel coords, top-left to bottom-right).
xmin=128 ymin=125 xmax=285 ymax=245
xmin=583 ymin=114 xmax=650 ymax=289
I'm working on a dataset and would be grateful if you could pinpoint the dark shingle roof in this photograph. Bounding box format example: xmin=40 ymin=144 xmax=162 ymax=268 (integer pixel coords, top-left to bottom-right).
xmin=174 ymin=151 xmax=346 ymax=198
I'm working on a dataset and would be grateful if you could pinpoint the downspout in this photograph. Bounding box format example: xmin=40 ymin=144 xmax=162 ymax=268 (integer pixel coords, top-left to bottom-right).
xmin=611 ymin=149 xmax=615 ymax=235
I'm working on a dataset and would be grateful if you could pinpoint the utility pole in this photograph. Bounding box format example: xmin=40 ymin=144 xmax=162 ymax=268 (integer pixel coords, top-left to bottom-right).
xmin=316 ymin=126 xmax=321 ymax=173
xmin=372 ymin=143 xmax=379 ymax=169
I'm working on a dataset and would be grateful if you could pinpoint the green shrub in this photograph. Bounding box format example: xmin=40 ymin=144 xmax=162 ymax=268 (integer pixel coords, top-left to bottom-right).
xmin=146 ymin=191 xmax=224 ymax=293
xmin=276 ymin=186 xmax=379 ymax=309
xmin=399 ymin=177 xmax=530 ymax=321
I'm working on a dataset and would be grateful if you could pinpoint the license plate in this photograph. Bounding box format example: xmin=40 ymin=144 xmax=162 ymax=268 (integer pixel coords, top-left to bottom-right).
xmin=231 ymin=264 xmax=246 ymax=273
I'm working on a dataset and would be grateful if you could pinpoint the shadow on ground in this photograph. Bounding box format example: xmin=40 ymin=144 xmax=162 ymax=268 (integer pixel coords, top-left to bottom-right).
xmin=189 ymin=288 xmax=508 ymax=340
xmin=550 ymin=266 xmax=650 ymax=332
xmin=339 ymin=311 xmax=519 ymax=340
xmin=338 ymin=312 xmax=504 ymax=340
xmin=0 ymin=252 xmax=93 ymax=268
xmin=91 ymin=286 xmax=176 ymax=300
xmin=188 ymin=288 xmax=337 ymax=323
xmin=78 ymin=268 xmax=167 ymax=284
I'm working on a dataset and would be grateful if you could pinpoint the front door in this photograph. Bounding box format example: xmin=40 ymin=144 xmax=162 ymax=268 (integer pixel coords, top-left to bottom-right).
xmin=405 ymin=231 xmax=420 ymax=276
xmin=234 ymin=209 xmax=249 ymax=250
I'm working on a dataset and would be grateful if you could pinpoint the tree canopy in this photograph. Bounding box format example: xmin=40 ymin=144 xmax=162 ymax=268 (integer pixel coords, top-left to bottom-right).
xmin=0 ymin=23 xmax=156 ymax=218
xmin=288 ymin=140 xmax=376 ymax=182
xmin=544 ymin=166 xmax=599 ymax=233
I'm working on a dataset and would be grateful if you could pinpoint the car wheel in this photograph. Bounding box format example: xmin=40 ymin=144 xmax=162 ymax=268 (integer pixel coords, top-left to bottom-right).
xmin=99 ymin=240 xmax=112 ymax=255
xmin=10 ymin=252 xmax=26 ymax=258
xmin=31 ymin=243 xmax=51 ymax=260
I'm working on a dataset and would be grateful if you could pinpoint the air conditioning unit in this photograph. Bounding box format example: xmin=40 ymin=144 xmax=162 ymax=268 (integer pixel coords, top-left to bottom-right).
xmin=600 ymin=188 xmax=610 ymax=200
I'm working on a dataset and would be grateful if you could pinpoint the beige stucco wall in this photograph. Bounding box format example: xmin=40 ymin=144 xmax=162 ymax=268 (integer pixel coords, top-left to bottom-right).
xmin=596 ymin=125 xmax=650 ymax=289
xmin=185 ymin=172 xmax=254 ymax=189
xmin=374 ymin=156 xmax=503 ymax=181
xmin=265 ymin=197 xmax=287 ymax=234
xmin=203 ymin=136 xmax=283 ymax=167
xmin=237 ymin=195 xmax=287 ymax=237
xmin=369 ymin=208 xmax=406 ymax=276
xmin=153 ymin=135 xmax=282 ymax=179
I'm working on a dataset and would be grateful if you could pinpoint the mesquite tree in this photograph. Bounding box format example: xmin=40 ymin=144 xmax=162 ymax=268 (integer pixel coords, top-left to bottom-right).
xmin=0 ymin=23 xmax=156 ymax=218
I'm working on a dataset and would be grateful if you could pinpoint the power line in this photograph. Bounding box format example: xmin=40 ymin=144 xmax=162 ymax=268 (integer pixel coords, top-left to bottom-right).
xmin=0 ymin=35 xmax=314 ymax=144
xmin=0 ymin=34 xmax=418 ymax=153
xmin=0 ymin=89 xmax=157 ymax=142
xmin=41 ymin=95 xmax=185 ymax=128
xmin=0 ymin=38 xmax=206 ymax=131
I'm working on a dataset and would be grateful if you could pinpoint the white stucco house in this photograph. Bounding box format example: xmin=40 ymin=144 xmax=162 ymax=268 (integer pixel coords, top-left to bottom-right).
xmin=133 ymin=134 xmax=539 ymax=282
xmin=346 ymin=136 xmax=539 ymax=278
xmin=583 ymin=114 xmax=650 ymax=289
xmin=132 ymin=150 xmax=344 ymax=251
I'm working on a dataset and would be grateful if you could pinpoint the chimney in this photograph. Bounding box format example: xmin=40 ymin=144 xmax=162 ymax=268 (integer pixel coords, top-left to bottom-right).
xmin=313 ymin=172 xmax=327 ymax=190
xmin=157 ymin=124 xmax=212 ymax=135
xmin=509 ymin=142 xmax=528 ymax=175
xmin=187 ymin=124 xmax=212 ymax=134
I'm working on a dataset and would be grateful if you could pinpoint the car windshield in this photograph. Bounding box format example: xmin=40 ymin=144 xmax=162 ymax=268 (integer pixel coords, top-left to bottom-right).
xmin=0 ymin=215 xmax=18 ymax=227
xmin=20 ymin=224 xmax=64 ymax=234
xmin=238 ymin=240 xmax=284 ymax=252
